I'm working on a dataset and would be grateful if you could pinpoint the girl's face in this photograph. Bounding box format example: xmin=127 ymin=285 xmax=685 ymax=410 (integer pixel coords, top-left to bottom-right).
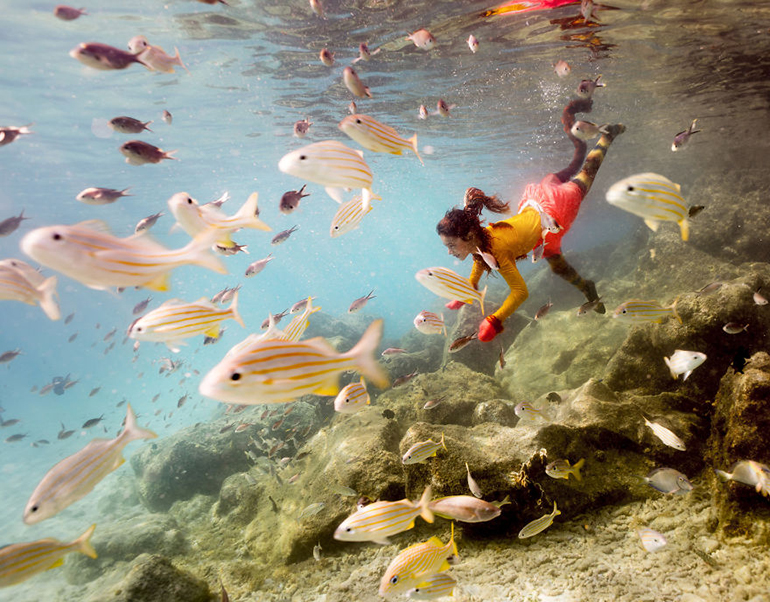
xmin=440 ymin=234 xmax=475 ymax=260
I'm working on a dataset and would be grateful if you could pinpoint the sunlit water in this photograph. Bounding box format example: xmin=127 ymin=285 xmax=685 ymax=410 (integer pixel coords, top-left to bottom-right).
xmin=1 ymin=0 xmax=769 ymax=599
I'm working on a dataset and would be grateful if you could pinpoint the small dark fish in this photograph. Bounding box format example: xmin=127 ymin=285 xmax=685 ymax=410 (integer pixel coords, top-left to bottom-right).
xmin=135 ymin=212 xmax=164 ymax=233
xmin=89 ymin=387 xmax=101 ymax=397
xmin=688 ymin=205 xmax=705 ymax=219
xmin=293 ymin=118 xmax=312 ymax=138
xmin=696 ymin=281 xmax=722 ymax=295
xmin=271 ymin=417 xmax=285 ymax=431
xmin=348 ymin=290 xmax=375 ymax=313
xmin=119 ymin=140 xmax=176 ymax=166
xmin=117 ymin=398 xmax=127 ymax=407
xmin=268 ymin=495 xmax=279 ymax=512
xmin=0 ymin=125 xmax=33 ymax=148
xmin=103 ymin=327 xmax=117 ymax=342
xmin=54 ymin=5 xmax=87 ymax=20
xmin=177 ymin=394 xmax=188 ymax=408
xmin=0 ymin=418 xmax=20 ymax=428
xmin=33 ymin=439 xmax=50 ymax=446
xmin=381 ymin=409 xmax=395 ymax=420
xmin=0 ymin=349 xmax=22 ymax=363
xmin=162 ymin=110 xmax=173 ymax=125
xmin=671 ymin=119 xmax=701 ymax=152
xmin=732 ymin=347 xmax=750 ymax=373
xmin=534 ymin=301 xmax=553 ymax=321
xmin=576 ymin=75 xmax=604 ymax=99
xmin=70 ymin=42 xmax=149 ymax=71
xmin=219 ymin=285 xmax=241 ymax=305
xmin=220 ymin=581 xmax=230 ymax=602
xmin=261 ymin=309 xmax=289 ymax=330
xmin=449 ymin=333 xmax=477 ymax=353
xmin=109 ymin=116 xmax=153 ymax=134
xmin=381 ymin=348 xmax=407 ymax=357
xmin=57 ymin=424 xmax=75 ymax=440
xmin=723 ymin=322 xmax=749 ymax=334
xmin=546 ymin=392 xmax=562 ymax=403
xmin=4 ymin=433 xmax=27 ymax=443
xmin=132 ymin=297 xmax=153 ymax=315
xmin=0 ymin=210 xmax=30 ymax=236
xmin=423 ymin=396 xmax=445 ymax=410
xmin=393 ymin=370 xmax=418 ymax=387
xmin=82 ymin=415 xmax=104 ymax=429
xmin=215 ymin=243 xmax=248 ymax=255
xmin=279 ymin=185 xmax=310 ymax=215
xmin=499 ymin=345 xmax=506 ymax=369
xmin=64 ymin=312 xmax=75 ymax=325
xmin=319 ymin=48 xmax=334 ymax=66
xmin=271 ymin=225 xmax=298 ymax=245
xmin=577 ymin=297 xmax=603 ymax=316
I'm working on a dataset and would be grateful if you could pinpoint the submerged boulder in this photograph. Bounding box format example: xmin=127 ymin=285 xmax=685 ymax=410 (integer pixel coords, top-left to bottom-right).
xmin=706 ymin=351 xmax=770 ymax=540
xmin=91 ymin=554 xmax=210 ymax=602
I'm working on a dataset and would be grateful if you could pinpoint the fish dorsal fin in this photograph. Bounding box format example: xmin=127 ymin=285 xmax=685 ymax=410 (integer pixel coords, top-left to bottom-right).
xmin=75 ymin=219 xmax=112 ymax=233
xmin=158 ymin=298 xmax=186 ymax=307
xmin=303 ymin=336 xmax=339 ymax=356
xmin=192 ymin=296 xmax=218 ymax=310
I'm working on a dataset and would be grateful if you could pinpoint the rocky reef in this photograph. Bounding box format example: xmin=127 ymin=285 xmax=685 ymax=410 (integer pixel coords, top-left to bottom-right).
xmin=69 ymin=170 xmax=770 ymax=600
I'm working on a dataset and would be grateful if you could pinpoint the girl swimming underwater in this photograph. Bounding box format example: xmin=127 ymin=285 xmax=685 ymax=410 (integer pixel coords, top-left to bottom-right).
xmin=436 ymin=97 xmax=624 ymax=342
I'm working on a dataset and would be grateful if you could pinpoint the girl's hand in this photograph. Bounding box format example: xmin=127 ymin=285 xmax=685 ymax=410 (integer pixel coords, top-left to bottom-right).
xmin=478 ymin=315 xmax=503 ymax=342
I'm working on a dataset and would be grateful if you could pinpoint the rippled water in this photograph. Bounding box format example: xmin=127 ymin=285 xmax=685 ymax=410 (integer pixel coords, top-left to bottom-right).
xmin=1 ymin=0 xmax=770 ymax=599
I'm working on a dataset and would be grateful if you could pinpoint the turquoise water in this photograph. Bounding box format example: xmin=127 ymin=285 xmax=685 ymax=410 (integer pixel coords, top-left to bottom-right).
xmin=2 ymin=0 xmax=770 ymax=600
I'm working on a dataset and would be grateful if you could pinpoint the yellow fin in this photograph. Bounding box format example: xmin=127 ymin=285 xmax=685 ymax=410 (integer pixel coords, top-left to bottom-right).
xmin=204 ymin=324 xmax=221 ymax=338
xmin=47 ymin=558 xmax=65 ymax=570
xmin=143 ymin=272 xmax=171 ymax=292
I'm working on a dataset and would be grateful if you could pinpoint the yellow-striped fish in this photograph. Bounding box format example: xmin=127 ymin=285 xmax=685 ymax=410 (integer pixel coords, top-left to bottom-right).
xmin=278 ymin=140 xmax=376 ymax=210
xmin=514 ymin=400 xmax=550 ymax=424
xmin=605 ymin=173 xmax=690 ymax=241
xmin=518 ymin=501 xmax=560 ymax=539
xmin=24 ymin=404 xmax=156 ymax=524
xmin=199 ymin=319 xmax=389 ymax=405
xmin=612 ymin=298 xmax=681 ymax=324
xmin=338 ymin=114 xmax=423 ymax=164
xmin=415 ymin=267 xmax=486 ymax=314
xmin=0 ymin=263 xmax=60 ymax=320
xmin=413 ymin=310 xmax=445 ymax=336
xmin=407 ymin=572 xmax=457 ymax=600
xmin=167 ymin=191 xmax=270 ymax=249
xmin=330 ymin=194 xmax=376 ymax=238
xmin=545 ymin=458 xmax=585 ymax=481
xmin=402 ymin=433 xmax=446 ymax=464
xmin=379 ymin=523 xmax=458 ymax=598
xmin=0 ymin=524 xmax=97 ymax=588
xmin=333 ymin=486 xmax=433 ymax=544
xmin=128 ymin=292 xmax=244 ymax=352
xmin=20 ymin=220 xmax=226 ymax=292
xmin=637 ymin=527 xmax=667 ymax=552
xmin=334 ymin=376 xmax=370 ymax=413
xmin=281 ymin=297 xmax=321 ymax=342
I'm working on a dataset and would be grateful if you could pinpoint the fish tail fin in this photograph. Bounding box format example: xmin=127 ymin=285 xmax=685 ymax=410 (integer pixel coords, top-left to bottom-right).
xmin=689 ymin=118 xmax=698 ymax=132
xmin=553 ymin=501 xmax=561 ymax=516
xmin=174 ymin=47 xmax=190 ymax=73
xmin=596 ymin=74 xmax=604 ymax=86
xmin=348 ymin=319 xmax=389 ymax=389
xmin=671 ymin=295 xmax=683 ymax=324
xmin=123 ymin=403 xmax=157 ymax=443
xmin=449 ymin=521 xmax=458 ymax=557
xmin=236 ymin=192 xmax=271 ymax=231
xmin=185 ymin=229 xmax=228 ymax=274
xmin=229 ymin=289 xmax=245 ymax=328
xmin=440 ymin=431 xmax=447 ymax=452
xmin=73 ymin=524 xmax=98 ymax=559
xmin=120 ymin=187 xmax=133 ymax=196
xmin=408 ymin=134 xmax=424 ymax=165
xmin=362 ymin=189 xmax=373 ymax=212
xmin=679 ymin=217 xmax=690 ymax=241
xmin=479 ymin=285 xmax=487 ymax=315
xmin=37 ymin=275 xmax=61 ymax=320
xmin=163 ymin=149 xmax=178 ymax=161
xmin=663 ymin=356 xmax=678 ymax=379
xmin=714 ymin=469 xmax=730 ymax=482
xmin=573 ymin=458 xmax=585 ymax=481
xmin=418 ymin=485 xmax=434 ymax=523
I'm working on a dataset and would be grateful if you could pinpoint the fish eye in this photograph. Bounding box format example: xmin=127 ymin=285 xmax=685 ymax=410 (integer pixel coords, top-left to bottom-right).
xmin=427 ymin=271 xmax=433 ymax=276
xmin=627 ymin=185 xmax=635 ymax=191
xmin=355 ymin=119 xmax=362 ymax=124
xmin=230 ymin=372 xmax=241 ymax=381
xmin=186 ymin=197 xmax=193 ymax=204
xmin=30 ymin=505 xmax=38 ymax=512
xmin=52 ymin=233 xmax=62 ymax=241
xmin=135 ymin=326 xmax=142 ymax=332
xmin=390 ymin=576 xmax=398 ymax=585
xmin=299 ymin=155 xmax=307 ymax=160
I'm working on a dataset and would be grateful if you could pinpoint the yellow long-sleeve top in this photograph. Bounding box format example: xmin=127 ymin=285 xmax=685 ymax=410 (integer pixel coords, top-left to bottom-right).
xmin=468 ymin=207 xmax=542 ymax=323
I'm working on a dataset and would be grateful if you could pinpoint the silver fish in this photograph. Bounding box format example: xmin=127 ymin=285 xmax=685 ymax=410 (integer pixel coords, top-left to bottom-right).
xmin=348 ymin=289 xmax=375 ymax=313
xmin=643 ymin=417 xmax=686 ymax=451
xmin=134 ymin=211 xmax=164 ymax=233
xmin=0 ymin=210 xmax=30 ymax=236
xmin=466 ymin=462 xmax=482 ymax=498
xmin=279 ymin=185 xmax=310 ymax=215
xmin=644 ymin=467 xmax=693 ymax=494
xmin=271 ymin=225 xmax=298 ymax=245
xmin=576 ymin=75 xmax=604 ymax=98
xmin=671 ymin=119 xmax=701 ymax=152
